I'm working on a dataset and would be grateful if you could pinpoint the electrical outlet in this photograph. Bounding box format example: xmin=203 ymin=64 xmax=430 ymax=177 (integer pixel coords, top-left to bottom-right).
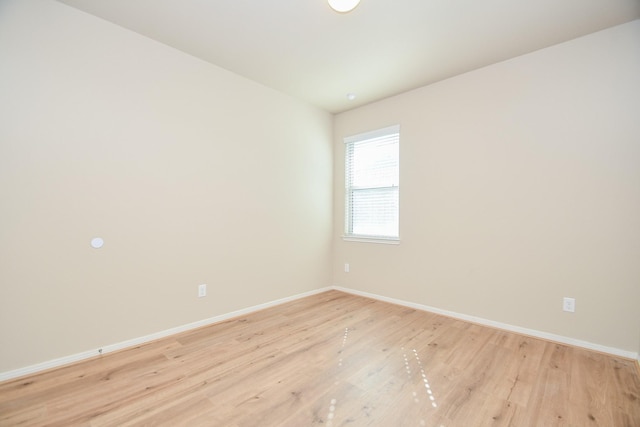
xmin=344 ymin=263 xmax=350 ymax=273
xmin=562 ymin=297 xmax=575 ymax=312
xmin=198 ymin=284 xmax=207 ymax=298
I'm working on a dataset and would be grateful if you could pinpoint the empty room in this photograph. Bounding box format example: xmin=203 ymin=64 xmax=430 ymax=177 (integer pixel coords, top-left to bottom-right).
xmin=1 ymin=0 xmax=639 ymax=425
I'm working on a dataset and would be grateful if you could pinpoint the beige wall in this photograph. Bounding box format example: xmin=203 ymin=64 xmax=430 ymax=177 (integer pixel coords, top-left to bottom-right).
xmin=0 ymin=0 xmax=333 ymax=372
xmin=333 ymin=20 xmax=640 ymax=353
xmin=1 ymin=0 xmax=638 ymax=377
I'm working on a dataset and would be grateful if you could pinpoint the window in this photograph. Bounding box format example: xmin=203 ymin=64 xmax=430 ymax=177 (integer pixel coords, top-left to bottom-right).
xmin=344 ymin=125 xmax=399 ymax=242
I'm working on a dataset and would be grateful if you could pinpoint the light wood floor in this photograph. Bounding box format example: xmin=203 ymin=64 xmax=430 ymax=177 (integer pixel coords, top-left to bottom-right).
xmin=1 ymin=290 xmax=639 ymax=426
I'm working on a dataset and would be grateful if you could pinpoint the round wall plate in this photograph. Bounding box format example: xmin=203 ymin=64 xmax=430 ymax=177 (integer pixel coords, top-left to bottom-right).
xmin=91 ymin=237 xmax=104 ymax=249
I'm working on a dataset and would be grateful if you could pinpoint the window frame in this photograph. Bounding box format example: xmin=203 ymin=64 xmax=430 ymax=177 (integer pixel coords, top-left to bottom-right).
xmin=343 ymin=125 xmax=400 ymax=244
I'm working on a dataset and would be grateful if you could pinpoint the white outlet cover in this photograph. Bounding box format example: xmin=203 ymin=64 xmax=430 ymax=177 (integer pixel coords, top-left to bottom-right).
xmin=562 ymin=297 xmax=576 ymax=312
xmin=198 ymin=284 xmax=207 ymax=297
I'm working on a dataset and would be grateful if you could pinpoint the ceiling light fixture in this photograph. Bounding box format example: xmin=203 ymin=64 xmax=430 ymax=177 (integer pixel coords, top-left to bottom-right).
xmin=328 ymin=0 xmax=361 ymax=13
xmin=347 ymin=93 xmax=356 ymax=101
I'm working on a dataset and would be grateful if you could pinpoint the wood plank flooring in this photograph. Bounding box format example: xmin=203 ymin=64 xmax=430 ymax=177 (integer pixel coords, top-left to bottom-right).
xmin=1 ymin=290 xmax=639 ymax=426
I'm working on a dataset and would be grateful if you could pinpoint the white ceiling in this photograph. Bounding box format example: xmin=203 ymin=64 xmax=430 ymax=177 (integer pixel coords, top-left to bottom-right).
xmin=57 ymin=0 xmax=640 ymax=113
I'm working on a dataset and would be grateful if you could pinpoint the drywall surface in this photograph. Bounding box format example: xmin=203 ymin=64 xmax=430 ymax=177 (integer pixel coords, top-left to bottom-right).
xmin=0 ymin=0 xmax=332 ymax=373
xmin=333 ymin=20 xmax=640 ymax=353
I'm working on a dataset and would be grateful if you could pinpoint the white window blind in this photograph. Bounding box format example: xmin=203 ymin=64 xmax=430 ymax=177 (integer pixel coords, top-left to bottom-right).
xmin=344 ymin=125 xmax=399 ymax=241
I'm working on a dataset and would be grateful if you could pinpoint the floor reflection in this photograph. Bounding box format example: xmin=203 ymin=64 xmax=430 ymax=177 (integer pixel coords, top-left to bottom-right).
xmin=325 ymin=327 xmax=350 ymax=426
xmin=402 ymin=347 xmax=440 ymax=426
xmin=323 ymin=325 xmax=445 ymax=426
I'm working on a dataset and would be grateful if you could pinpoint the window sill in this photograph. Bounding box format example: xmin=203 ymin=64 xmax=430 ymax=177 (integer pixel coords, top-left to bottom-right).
xmin=342 ymin=235 xmax=400 ymax=245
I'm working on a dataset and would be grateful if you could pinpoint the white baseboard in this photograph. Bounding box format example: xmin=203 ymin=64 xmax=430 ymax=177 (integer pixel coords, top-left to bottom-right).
xmin=332 ymin=286 xmax=639 ymax=360
xmin=0 ymin=287 xmax=332 ymax=383
xmin=2 ymin=285 xmax=635 ymax=382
